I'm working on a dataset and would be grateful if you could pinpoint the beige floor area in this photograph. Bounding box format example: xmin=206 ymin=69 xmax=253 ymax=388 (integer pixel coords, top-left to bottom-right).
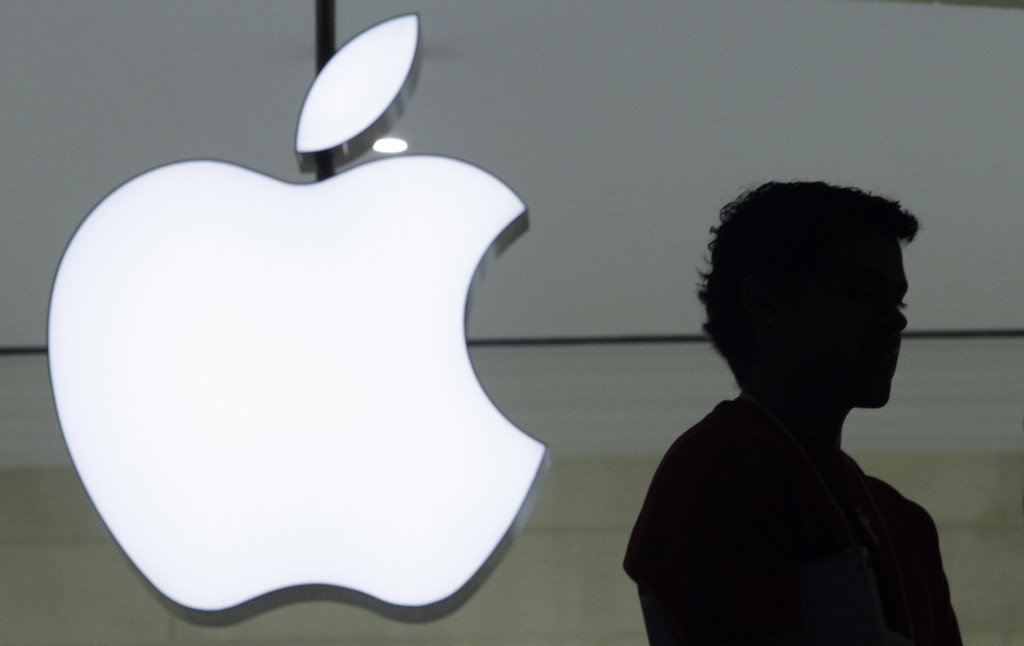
xmin=1 ymin=453 xmax=1023 ymax=645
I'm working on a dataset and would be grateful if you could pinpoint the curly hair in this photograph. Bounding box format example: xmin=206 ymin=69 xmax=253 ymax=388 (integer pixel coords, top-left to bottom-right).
xmin=698 ymin=181 xmax=919 ymax=383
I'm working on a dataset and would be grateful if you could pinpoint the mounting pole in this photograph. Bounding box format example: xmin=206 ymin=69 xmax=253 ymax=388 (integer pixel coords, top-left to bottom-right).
xmin=314 ymin=0 xmax=336 ymax=181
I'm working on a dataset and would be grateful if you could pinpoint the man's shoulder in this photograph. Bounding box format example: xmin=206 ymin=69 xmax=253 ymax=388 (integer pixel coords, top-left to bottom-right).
xmin=650 ymin=398 xmax=797 ymax=495
xmin=859 ymin=471 xmax=940 ymax=538
xmin=663 ymin=399 xmax=791 ymax=464
xmin=862 ymin=473 xmax=931 ymax=512
xmin=667 ymin=398 xmax=776 ymax=452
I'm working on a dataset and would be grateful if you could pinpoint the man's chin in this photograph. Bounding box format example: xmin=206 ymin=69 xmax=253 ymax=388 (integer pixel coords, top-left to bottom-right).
xmin=854 ymin=385 xmax=893 ymax=409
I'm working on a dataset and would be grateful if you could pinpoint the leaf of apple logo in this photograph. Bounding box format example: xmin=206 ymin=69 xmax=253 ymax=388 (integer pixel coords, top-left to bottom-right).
xmin=47 ymin=13 xmax=547 ymax=625
xmin=296 ymin=13 xmax=421 ymax=170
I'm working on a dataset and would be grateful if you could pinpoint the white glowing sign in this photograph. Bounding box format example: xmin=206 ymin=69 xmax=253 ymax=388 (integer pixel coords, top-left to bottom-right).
xmin=48 ymin=14 xmax=546 ymax=624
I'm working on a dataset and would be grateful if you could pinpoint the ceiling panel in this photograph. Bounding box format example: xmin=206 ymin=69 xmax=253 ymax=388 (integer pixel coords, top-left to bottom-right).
xmin=1 ymin=1 xmax=1023 ymax=351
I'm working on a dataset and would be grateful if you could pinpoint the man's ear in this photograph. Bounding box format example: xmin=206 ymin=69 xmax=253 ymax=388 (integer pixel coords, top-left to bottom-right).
xmin=740 ymin=275 xmax=781 ymax=329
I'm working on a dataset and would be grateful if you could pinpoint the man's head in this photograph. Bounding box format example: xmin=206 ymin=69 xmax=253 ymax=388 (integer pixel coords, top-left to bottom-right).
xmin=698 ymin=181 xmax=918 ymax=406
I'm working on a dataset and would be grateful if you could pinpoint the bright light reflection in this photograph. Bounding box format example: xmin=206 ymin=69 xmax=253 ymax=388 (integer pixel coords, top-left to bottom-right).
xmin=373 ymin=138 xmax=409 ymax=154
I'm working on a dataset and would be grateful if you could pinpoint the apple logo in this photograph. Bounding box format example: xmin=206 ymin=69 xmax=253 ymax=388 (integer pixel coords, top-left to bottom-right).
xmin=47 ymin=14 xmax=547 ymax=624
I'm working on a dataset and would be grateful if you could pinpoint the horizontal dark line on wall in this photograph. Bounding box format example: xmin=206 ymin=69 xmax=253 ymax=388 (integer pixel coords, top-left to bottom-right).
xmin=0 ymin=346 xmax=48 ymax=356
xmin=468 ymin=329 xmax=1024 ymax=347
xmin=469 ymin=334 xmax=710 ymax=347
xmin=899 ymin=329 xmax=1024 ymax=339
xmin=861 ymin=0 xmax=1024 ymax=9
xmin=2 ymin=329 xmax=1023 ymax=356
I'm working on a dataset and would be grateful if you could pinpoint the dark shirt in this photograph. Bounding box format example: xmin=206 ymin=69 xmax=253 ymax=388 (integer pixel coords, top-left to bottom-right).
xmin=624 ymin=398 xmax=962 ymax=644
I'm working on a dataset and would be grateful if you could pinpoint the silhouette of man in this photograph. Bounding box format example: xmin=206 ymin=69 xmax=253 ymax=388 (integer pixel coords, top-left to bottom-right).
xmin=624 ymin=182 xmax=962 ymax=645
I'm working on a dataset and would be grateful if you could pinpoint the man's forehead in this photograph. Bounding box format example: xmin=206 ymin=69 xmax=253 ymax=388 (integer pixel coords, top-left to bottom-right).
xmin=818 ymin=226 xmax=907 ymax=283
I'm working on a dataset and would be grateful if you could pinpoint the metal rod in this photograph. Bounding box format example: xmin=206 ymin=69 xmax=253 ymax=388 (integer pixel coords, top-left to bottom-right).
xmin=314 ymin=0 xmax=336 ymax=181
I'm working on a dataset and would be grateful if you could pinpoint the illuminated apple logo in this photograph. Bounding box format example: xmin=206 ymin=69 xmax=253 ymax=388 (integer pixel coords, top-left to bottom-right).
xmin=47 ymin=14 xmax=547 ymax=624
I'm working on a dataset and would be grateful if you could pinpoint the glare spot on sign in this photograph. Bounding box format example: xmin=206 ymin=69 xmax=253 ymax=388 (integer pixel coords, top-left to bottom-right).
xmin=373 ymin=138 xmax=409 ymax=154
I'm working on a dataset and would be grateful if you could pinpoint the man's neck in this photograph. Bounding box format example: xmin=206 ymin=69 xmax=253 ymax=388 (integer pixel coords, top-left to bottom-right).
xmin=740 ymin=380 xmax=848 ymax=452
